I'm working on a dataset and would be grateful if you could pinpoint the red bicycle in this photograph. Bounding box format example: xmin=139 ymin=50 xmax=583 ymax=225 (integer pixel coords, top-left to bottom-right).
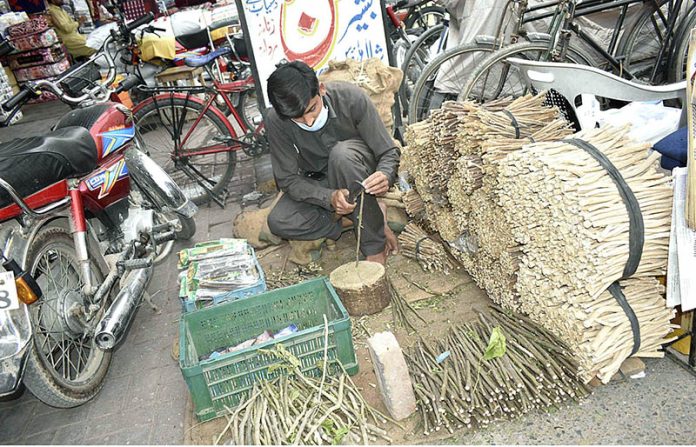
xmin=132 ymin=46 xmax=266 ymax=206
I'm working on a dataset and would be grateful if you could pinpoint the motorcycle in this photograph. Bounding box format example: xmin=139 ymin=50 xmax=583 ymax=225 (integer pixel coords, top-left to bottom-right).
xmin=0 ymin=13 xmax=197 ymax=407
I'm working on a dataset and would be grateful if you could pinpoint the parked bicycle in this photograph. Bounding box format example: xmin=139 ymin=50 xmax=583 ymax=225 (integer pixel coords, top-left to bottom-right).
xmin=408 ymin=0 xmax=694 ymax=122
xmin=132 ymin=47 xmax=266 ymax=207
xmin=462 ymin=0 xmax=696 ymax=105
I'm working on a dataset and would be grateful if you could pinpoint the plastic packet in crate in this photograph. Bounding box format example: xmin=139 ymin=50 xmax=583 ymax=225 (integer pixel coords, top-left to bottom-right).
xmin=188 ymin=254 xmax=259 ymax=295
xmin=177 ymin=238 xmax=248 ymax=269
xmin=179 ymin=246 xmax=261 ymax=305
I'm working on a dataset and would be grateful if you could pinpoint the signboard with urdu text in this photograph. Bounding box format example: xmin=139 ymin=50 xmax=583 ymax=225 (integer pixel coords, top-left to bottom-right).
xmin=235 ymin=0 xmax=391 ymax=110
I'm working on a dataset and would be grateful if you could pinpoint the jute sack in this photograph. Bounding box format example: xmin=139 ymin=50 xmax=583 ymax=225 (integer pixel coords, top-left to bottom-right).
xmin=319 ymin=58 xmax=403 ymax=132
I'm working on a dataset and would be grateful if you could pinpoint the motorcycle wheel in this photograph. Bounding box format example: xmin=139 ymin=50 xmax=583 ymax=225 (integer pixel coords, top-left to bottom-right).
xmin=22 ymin=226 xmax=111 ymax=408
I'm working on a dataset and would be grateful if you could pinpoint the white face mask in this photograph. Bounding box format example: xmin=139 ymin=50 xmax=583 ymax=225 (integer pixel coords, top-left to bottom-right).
xmin=294 ymin=97 xmax=329 ymax=132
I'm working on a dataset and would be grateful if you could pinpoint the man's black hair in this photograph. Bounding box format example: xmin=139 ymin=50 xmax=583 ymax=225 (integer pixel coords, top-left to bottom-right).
xmin=267 ymin=60 xmax=319 ymax=120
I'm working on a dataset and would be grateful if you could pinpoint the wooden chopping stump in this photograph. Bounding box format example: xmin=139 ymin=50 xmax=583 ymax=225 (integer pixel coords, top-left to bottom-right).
xmin=330 ymin=261 xmax=390 ymax=316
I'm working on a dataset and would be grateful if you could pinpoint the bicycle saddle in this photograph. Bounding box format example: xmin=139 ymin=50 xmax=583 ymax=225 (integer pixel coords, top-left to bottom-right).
xmin=184 ymin=46 xmax=232 ymax=68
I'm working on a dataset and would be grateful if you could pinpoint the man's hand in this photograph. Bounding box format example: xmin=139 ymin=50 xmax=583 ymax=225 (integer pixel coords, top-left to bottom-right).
xmin=331 ymin=189 xmax=356 ymax=215
xmin=363 ymin=171 xmax=389 ymax=196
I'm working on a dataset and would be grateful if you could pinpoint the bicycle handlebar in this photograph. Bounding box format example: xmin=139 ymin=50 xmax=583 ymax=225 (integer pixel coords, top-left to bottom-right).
xmin=1 ymin=86 xmax=33 ymax=112
xmin=126 ymin=11 xmax=154 ymax=32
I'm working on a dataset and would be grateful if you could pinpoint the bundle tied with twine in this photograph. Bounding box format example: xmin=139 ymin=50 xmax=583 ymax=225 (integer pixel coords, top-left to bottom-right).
xmin=495 ymin=125 xmax=675 ymax=382
xmin=398 ymin=222 xmax=457 ymax=274
xmin=403 ymin=98 xmax=516 ymax=240
xmin=403 ymin=92 xmax=675 ymax=383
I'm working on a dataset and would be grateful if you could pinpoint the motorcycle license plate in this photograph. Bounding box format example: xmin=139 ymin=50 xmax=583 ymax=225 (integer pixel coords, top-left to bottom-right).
xmin=0 ymin=271 xmax=19 ymax=311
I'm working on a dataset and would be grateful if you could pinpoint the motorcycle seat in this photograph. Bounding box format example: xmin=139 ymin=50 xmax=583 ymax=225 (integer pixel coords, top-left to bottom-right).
xmin=184 ymin=46 xmax=231 ymax=68
xmin=0 ymin=126 xmax=97 ymax=209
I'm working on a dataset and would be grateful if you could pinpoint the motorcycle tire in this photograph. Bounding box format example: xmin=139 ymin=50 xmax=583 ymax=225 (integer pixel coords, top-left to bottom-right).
xmin=22 ymin=226 xmax=111 ymax=408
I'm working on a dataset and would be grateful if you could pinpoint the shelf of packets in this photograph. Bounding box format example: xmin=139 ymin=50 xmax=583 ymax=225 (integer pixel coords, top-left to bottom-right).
xmin=0 ymin=62 xmax=21 ymax=124
xmin=5 ymin=15 xmax=69 ymax=83
xmin=178 ymin=238 xmax=266 ymax=313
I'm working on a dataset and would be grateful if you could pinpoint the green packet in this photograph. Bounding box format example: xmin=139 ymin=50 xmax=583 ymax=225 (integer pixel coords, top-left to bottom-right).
xmin=177 ymin=238 xmax=248 ymax=269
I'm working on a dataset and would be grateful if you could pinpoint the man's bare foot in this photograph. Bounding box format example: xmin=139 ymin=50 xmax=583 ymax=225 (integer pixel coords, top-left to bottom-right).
xmin=366 ymin=249 xmax=387 ymax=265
xmin=384 ymin=225 xmax=399 ymax=256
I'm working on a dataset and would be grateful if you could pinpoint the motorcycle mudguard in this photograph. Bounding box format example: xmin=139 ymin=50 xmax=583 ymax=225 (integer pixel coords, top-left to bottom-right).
xmin=124 ymin=146 xmax=197 ymax=218
xmin=0 ymin=215 xmax=108 ymax=275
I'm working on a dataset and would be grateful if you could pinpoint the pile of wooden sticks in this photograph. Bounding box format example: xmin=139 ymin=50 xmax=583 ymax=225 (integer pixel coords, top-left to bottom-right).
xmin=405 ymin=307 xmax=591 ymax=435
xmin=216 ymin=366 xmax=395 ymax=445
xmin=402 ymin=93 xmax=675 ymax=383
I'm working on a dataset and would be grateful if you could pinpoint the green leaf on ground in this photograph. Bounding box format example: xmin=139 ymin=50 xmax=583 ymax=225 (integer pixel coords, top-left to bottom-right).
xmin=483 ymin=326 xmax=506 ymax=361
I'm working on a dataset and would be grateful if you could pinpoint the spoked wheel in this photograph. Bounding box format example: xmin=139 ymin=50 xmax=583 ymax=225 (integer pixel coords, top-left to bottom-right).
xmin=408 ymin=41 xmax=497 ymax=123
xmin=23 ymin=226 xmax=111 ymax=408
xmin=134 ymin=96 xmax=237 ymax=205
xmin=615 ymin=0 xmax=678 ymax=84
xmin=399 ymin=24 xmax=447 ymax=112
xmin=460 ymin=40 xmax=595 ymax=104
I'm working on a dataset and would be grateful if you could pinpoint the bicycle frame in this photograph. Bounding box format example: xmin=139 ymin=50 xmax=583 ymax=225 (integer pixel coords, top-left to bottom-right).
xmin=137 ymin=74 xmax=259 ymax=159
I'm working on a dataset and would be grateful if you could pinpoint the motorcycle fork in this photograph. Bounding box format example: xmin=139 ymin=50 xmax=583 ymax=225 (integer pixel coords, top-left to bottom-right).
xmin=68 ymin=181 xmax=94 ymax=297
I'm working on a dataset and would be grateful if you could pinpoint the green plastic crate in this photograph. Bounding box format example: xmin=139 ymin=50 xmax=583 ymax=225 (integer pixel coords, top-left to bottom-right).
xmin=179 ymin=277 xmax=359 ymax=422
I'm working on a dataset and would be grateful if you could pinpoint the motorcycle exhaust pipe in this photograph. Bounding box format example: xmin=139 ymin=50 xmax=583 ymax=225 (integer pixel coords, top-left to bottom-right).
xmin=95 ymin=265 xmax=153 ymax=350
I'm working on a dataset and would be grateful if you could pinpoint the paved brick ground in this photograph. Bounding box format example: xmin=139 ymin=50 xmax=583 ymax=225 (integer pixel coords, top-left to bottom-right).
xmin=0 ymin=101 xmax=254 ymax=444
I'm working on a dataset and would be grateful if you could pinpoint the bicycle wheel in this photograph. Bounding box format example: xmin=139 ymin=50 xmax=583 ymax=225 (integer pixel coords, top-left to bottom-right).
xmin=616 ymin=0 xmax=681 ymax=84
xmin=134 ymin=96 xmax=237 ymax=205
xmin=408 ymin=41 xmax=497 ymax=124
xmin=460 ymin=40 xmax=595 ymax=104
xmin=667 ymin=7 xmax=696 ymax=82
xmin=399 ymin=24 xmax=447 ymax=111
xmin=405 ymin=5 xmax=446 ymax=30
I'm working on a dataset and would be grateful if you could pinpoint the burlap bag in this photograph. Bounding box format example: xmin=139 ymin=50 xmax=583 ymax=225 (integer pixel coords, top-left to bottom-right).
xmin=319 ymin=58 xmax=403 ymax=132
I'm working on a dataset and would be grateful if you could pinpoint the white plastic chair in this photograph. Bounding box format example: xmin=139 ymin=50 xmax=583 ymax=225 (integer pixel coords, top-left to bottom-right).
xmin=506 ymin=57 xmax=687 ymax=129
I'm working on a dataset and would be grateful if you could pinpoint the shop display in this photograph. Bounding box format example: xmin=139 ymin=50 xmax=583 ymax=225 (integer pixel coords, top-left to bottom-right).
xmin=9 ymin=28 xmax=59 ymax=51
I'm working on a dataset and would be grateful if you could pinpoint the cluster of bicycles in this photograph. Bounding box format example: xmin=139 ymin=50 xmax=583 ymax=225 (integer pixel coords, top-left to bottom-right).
xmin=399 ymin=0 xmax=696 ymax=123
xmin=13 ymin=0 xmax=692 ymax=209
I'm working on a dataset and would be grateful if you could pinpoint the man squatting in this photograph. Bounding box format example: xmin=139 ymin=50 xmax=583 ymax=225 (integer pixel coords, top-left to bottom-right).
xmin=265 ymin=61 xmax=400 ymax=265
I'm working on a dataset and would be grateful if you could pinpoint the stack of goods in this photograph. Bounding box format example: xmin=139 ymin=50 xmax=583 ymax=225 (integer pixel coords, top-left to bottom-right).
xmin=403 ymin=93 xmax=675 ymax=383
xmin=0 ymin=61 xmax=20 ymax=124
xmin=178 ymin=238 xmax=266 ymax=312
xmin=405 ymin=307 xmax=591 ymax=435
xmin=5 ymin=15 xmax=66 ymax=102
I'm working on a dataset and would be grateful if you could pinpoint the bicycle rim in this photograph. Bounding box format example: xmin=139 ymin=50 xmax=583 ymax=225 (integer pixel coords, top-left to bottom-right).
xmin=616 ymin=0 xmax=679 ymax=84
xmin=135 ymin=98 xmax=237 ymax=205
xmin=408 ymin=42 xmax=496 ymax=123
xmin=668 ymin=7 xmax=696 ymax=82
xmin=460 ymin=40 xmax=595 ymax=104
xmin=400 ymin=24 xmax=446 ymax=110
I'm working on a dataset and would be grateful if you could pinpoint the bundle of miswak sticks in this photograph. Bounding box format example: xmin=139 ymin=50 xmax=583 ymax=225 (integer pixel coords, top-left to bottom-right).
xmin=402 ymin=92 xmax=675 ymax=383
xmin=398 ymin=222 xmax=457 ymax=274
